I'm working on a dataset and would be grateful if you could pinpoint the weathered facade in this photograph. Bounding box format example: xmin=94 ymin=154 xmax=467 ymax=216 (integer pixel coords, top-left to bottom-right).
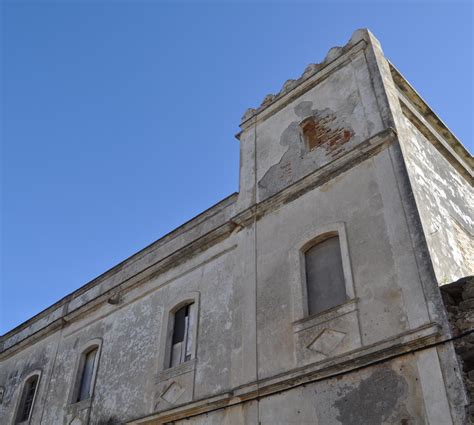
xmin=1 ymin=29 xmax=473 ymax=425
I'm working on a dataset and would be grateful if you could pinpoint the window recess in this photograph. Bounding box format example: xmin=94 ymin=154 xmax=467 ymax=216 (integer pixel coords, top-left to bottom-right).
xmin=15 ymin=373 xmax=40 ymax=423
xmin=170 ymin=303 xmax=195 ymax=368
xmin=305 ymin=235 xmax=347 ymax=316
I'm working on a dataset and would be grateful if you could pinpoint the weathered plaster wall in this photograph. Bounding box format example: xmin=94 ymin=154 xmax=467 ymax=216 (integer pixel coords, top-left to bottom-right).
xmin=0 ymin=332 xmax=60 ymax=424
xmin=401 ymin=117 xmax=473 ymax=284
xmin=0 ymin=232 xmax=246 ymax=424
xmin=174 ymin=354 xmax=430 ymax=425
xmin=255 ymin=52 xmax=384 ymax=201
xmin=0 ymin=29 xmax=470 ymax=425
xmin=255 ymin=153 xmax=431 ymax=380
xmin=441 ymin=276 xmax=474 ymax=424
xmin=41 ymin=295 xmax=158 ymax=424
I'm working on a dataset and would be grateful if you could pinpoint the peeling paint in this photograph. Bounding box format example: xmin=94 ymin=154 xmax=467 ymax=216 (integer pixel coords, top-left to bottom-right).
xmin=334 ymin=367 xmax=409 ymax=424
xmin=402 ymin=117 xmax=473 ymax=283
xmin=0 ymin=29 xmax=471 ymax=425
xmin=258 ymin=101 xmax=356 ymax=200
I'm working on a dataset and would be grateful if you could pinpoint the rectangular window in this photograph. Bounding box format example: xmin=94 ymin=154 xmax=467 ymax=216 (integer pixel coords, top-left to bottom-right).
xmin=305 ymin=235 xmax=346 ymax=315
xmin=77 ymin=348 xmax=97 ymax=402
xmin=170 ymin=304 xmax=194 ymax=368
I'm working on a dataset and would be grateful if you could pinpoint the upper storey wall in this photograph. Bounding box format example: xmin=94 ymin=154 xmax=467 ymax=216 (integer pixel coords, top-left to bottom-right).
xmin=237 ymin=29 xmax=386 ymax=209
xmin=0 ymin=193 xmax=238 ymax=357
xmin=386 ymin=60 xmax=473 ymax=284
xmin=236 ymin=27 xmax=473 ymax=285
xmin=400 ymin=115 xmax=473 ymax=283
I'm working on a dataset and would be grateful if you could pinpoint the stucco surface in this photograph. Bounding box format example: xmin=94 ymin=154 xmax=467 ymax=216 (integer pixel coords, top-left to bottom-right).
xmin=401 ymin=118 xmax=473 ymax=284
xmin=0 ymin=29 xmax=471 ymax=425
xmin=174 ymin=355 xmax=428 ymax=425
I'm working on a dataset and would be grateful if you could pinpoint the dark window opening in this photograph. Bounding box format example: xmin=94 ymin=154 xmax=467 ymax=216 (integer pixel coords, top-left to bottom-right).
xmin=300 ymin=117 xmax=323 ymax=151
xmin=76 ymin=347 xmax=98 ymax=402
xmin=305 ymin=235 xmax=347 ymax=315
xmin=170 ymin=303 xmax=194 ymax=368
xmin=16 ymin=375 xmax=39 ymax=423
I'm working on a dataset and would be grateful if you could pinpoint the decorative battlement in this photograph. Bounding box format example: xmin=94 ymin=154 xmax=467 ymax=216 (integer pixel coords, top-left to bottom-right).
xmin=240 ymin=28 xmax=371 ymax=125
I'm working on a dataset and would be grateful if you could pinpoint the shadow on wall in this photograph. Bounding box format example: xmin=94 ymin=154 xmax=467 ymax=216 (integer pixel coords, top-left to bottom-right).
xmin=441 ymin=275 xmax=474 ymax=423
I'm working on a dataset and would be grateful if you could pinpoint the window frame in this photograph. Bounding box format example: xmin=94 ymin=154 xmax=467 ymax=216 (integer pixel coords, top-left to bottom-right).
xmin=169 ymin=303 xmax=195 ymax=368
xmin=69 ymin=338 xmax=102 ymax=406
xmin=157 ymin=292 xmax=200 ymax=377
xmin=13 ymin=370 xmax=42 ymax=424
xmin=289 ymin=222 xmax=355 ymax=322
xmin=304 ymin=233 xmax=347 ymax=316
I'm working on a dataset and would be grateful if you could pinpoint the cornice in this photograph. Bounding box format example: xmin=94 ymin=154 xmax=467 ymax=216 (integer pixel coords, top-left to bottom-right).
xmin=238 ymin=28 xmax=372 ymax=133
xmin=0 ymin=127 xmax=396 ymax=359
xmin=0 ymin=194 xmax=238 ymax=352
xmin=128 ymin=322 xmax=442 ymax=424
xmin=390 ymin=62 xmax=473 ymax=183
xmin=233 ymin=127 xmax=397 ymax=228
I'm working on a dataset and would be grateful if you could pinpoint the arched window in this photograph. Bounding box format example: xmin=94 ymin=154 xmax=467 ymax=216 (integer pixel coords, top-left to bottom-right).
xmin=15 ymin=373 xmax=40 ymax=423
xmin=169 ymin=303 xmax=195 ymax=368
xmin=73 ymin=344 xmax=100 ymax=403
xmin=305 ymin=234 xmax=347 ymax=315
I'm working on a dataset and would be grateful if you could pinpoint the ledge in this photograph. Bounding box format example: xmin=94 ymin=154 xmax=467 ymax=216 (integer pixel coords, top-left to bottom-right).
xmin=293 ymin=298 xmax=358 ymax=333
xmin=239 ymin=28 xmax=373 ymax=130
xmin=128 ymin=322 xmax=442 ymax=424
xmin=239 ymin=34 xmax=369 ymax=132
xmin=157 ymin=359 xmax=197 ymax=382
xmin=390 ymin=62 xmax=473 ymax=182
xmin=233 ymin=127 xmax=397 ymax=229
xmin=0 ymin=193 xmax=238 ymax=356
xmin=67 ymin=397 xmax=93 ymax=413
xmin=1 ymin=127 xmax=396 ymax=358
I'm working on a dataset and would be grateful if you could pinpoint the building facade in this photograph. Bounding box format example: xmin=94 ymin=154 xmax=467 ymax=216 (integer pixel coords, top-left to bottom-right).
xmin=1 ymin=29 xmax=473 ymax=425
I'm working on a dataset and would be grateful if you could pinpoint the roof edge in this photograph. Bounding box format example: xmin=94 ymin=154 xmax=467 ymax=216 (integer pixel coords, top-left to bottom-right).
xmin=1 ymin=192 xmax=238 ymax=342
xmin=239 ymin=28 xmax=374 ymax=127
xmin=389 ymin=61 xmax=473 ymax=172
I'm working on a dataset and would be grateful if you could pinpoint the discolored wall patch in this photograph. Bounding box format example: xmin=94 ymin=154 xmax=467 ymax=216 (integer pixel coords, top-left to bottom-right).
xmin=258 ymin=101 xmax=356 ymax=200
xmin=300 ymin=114 xmax=354 ymax=156
xmin=333 ymin=367 xmax=410 ymax=424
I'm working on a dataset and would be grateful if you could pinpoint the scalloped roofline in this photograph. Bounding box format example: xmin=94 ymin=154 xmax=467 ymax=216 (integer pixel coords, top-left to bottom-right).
xmin=239 ymin=28 xmax=373 ymax=126
xmin=237 ymin=28 xmax=472 ymax=180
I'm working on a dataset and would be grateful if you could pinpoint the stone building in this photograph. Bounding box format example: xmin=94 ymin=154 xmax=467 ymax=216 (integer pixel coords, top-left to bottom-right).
xmin=1 ymin=29 xmax=473 ymax=425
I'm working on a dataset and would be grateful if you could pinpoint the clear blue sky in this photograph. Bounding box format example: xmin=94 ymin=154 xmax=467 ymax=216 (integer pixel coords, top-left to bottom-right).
xmin=1 ymin=1 xmax=472 ymax=334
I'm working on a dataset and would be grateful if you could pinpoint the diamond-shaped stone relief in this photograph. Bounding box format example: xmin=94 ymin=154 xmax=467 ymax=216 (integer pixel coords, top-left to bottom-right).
xmin=307 ymin=328 xmax=346 ymax=356
xmin=160 ymin=380 xmax=185 ymax=404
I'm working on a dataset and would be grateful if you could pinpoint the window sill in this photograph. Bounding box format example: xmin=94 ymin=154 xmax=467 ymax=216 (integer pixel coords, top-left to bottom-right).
xmin=68 ymin=397 xmax=92 ymax=410
xmin=158 ymin=358 xmax=196 ymax=382
xmin=293 ymin=298 xmax=358 ymax=333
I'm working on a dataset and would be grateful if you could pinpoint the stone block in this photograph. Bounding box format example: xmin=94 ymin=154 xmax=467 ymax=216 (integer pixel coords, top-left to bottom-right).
xmin=463 ymin=285 xmax=474 ymax=301
xmin=460 ymin=300 xmax=474 ymax=311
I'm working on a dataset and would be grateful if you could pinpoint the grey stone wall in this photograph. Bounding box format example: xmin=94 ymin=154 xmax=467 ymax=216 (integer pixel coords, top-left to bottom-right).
xmin=401 ymin=119 xmax=473 ymax=284
xmin=441 ymin=276 xmax=474 ymax=424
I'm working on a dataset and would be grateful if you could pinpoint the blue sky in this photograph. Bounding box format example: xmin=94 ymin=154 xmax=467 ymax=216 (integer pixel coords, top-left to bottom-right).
xmin=1 ymin=0 xmax=472 ymax=334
